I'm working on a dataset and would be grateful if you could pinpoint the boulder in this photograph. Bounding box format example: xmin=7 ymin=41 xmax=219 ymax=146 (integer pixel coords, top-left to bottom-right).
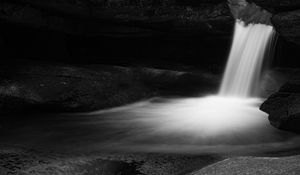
xmin=260 ymin=81 xmax=300 ymax=133
xmin=0 ymin=61 xmax=150 ymax=113
xmin=0 ymin=60 xmax=219 ymax=114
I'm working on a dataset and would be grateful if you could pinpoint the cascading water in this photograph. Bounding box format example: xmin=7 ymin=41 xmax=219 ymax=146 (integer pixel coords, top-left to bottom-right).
xmin=220 ymin=20 xmax=276 ymax=97
xmin=80 ymin=20 xmax=282 ymax=151
xmin=75 ymin=19 xmax=286 ymax=153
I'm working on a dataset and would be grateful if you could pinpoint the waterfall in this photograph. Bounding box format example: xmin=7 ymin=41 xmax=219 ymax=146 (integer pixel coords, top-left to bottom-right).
xmin=219 ymin=20 xmax=275 ymax=97
xmin=86 ymin=19 xmax=281 ymax=152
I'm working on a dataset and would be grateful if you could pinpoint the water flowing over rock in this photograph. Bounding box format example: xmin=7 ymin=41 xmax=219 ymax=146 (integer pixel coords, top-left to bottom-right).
xmin=228 ymin=0 xmax=272 ymax=25
xmin=78 ymin=19 xmax=280 ymax=149
xmin=219 ymin=20 xmax=275 ymax=97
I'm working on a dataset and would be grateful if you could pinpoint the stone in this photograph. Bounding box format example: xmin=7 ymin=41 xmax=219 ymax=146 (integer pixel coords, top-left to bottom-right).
xmin=272 ymin=10 xmax=300 ymax=46
xmin=261 ymin=81 xmax=300 ymax=133
xmin=190 ymin=156 xmax=300 ymax=175
xmin=0 ymin=60 xmax=219 ymax=114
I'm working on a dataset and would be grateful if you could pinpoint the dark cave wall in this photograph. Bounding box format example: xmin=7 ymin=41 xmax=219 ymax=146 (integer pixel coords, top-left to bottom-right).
xmin=0 ymin=22 xmax=232 ymax=70
xmin=0 ymin=0 xmax=299 ymax=68
xmin=0 ymin=0 xmax=234 ymax=70
xmin=273 ymin=37 xmax=300 ymax=68
xmin=0 ymin=0 xmax=233 ymax=37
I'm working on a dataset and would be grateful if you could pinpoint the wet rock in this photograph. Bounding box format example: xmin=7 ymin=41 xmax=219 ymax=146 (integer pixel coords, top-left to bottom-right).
xmin=0 ymin=147 xmax=142 ymax=175
xmin=228 ymin=0 xmax=272 ymax=25
xmin=0 ymin=147 xmax=220 ymax=175
xmin=261 ymin=81 xmax=300 ymax=133
xmin=227 ymin=0 xmax=300 ymax=47
xmin=272 ymin=10 xmax=300 ymax=46
xmin=2 ymin=146 xmax=300 ymax=175
xmin=0 ymin=60 xmax=219 ymax=114
xmin=0 ymin=62 xmax=149 ymax=113
xmin=190 ymin=156 xmax=300 ymax=175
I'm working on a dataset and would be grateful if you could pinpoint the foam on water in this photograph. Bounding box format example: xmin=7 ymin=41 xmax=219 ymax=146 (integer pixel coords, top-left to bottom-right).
xmin=92 ymin=96 xmax=272 ymax=142
xmin=78 ymin=95 xmax=297 ymax=154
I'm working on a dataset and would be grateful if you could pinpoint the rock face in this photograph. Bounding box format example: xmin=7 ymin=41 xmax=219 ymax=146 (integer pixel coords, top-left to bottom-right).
xmin=272 ymin=10 xmax=300 ymax=45
xmin=242 ymin=0 xmax=300 ymax=46
xmin=228 ymin=0 xmax=272 ymax=24
xmin=261 ymin=81 xmax=300 ymax=133
xmin=260 ymin=0 xmax=300 ymax=46
xmin=0 ymin=62 xmax=149 ymax=113
xmin=1 ymin=0 xmax=300 ymax=64
xmin=1 ymin=0 xmax=300 ymax=47
xmin=0 ymin=60 xmax=219 ymax=114
xmin=0 ymin=0 xmax=234 ymax=69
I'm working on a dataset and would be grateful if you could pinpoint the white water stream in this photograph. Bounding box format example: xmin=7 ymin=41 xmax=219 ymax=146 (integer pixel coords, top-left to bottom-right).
xmin=220 ymin=20 xmax=275 ymax=97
